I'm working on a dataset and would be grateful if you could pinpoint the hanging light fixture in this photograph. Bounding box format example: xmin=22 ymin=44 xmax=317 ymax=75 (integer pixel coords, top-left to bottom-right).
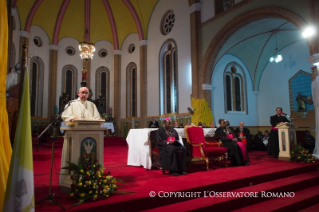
xmin=269 ymin=32 xmax=282 ymax=63
xmin=79 ymin=30 xmax=95 ymax=60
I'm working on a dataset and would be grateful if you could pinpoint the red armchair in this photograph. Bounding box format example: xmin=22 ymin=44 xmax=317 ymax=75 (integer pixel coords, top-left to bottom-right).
xmin=185 ymin=125 xmax=228 ymax=170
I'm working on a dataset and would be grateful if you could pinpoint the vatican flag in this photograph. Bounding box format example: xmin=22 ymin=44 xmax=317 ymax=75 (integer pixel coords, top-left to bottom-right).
xmin=3 ymin=68 xmax=35 ymax=212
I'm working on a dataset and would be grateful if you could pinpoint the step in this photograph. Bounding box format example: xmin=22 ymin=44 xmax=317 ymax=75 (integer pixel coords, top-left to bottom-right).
xmin=141 ymin=171 xmax=319 ymax=212
xmin=299 ymin=203 xmax=319 ymax=212
xmin=233 ymin=185 xmax=319 ymax=212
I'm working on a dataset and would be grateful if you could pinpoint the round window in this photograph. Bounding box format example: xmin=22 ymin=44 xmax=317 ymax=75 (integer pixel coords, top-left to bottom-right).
xmin=33 ymin=36 xmax=42 ymax=47
xmin=161 ymin=11 xmax=175 ymax=35
xmin=99 ymin=49 xmax=108 ymax=58
xmin=65 ymin=46 xmax=75 ymax=56
xmin=128 ymin=44 xmax=135 ymax=53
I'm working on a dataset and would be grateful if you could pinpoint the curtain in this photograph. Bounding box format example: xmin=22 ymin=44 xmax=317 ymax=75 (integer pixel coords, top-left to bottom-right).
xmin=0 ymin=0 xmax=12 ymax=209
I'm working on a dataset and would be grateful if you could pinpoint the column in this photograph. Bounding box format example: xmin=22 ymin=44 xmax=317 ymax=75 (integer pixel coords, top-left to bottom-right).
xmin=139 ymin=40 xmax=147 ymax=128
xmin=48 ymin=45 xmax=58 ymax=118
xmin=114 ymin=50 xmax=121 ymax=136
xmin=189 ymin=0 xmax=202 ymax=98
xmin=83 ymin=58 xmax=91 ymax=88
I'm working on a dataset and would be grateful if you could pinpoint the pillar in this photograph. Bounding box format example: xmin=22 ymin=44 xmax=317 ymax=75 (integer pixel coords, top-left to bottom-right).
xmin=188 ymin=0 xmax=202 ymax=98
xmin=114 ymin=50 xmax=121 ymax=136
xmin=139 ymin=40 xmax=147 ymax=128
xmin=48 ymin=45 xmax=58 ymax=118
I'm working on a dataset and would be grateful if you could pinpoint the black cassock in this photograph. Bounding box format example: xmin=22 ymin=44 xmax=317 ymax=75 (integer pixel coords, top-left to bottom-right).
xmin=215 ymin=127 xmax=250 ymax=165
xmin=268 ymin=115 xmax=290 ymax=158
xmin=156 ymin=127 xmax=187 ymax=172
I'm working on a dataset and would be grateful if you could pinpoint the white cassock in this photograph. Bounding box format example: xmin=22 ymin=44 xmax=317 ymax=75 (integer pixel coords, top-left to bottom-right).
xmin=59 ymin=98 xmax=101 ymax=184
xmin=62 ymin=98 xmax=101 ymax=123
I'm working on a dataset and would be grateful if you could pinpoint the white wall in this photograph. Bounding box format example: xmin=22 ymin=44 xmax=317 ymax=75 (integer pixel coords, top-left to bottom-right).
xmin=211 ymin=54 xmax=257 ymax=126
xmin=57 ymin=37 xmax=83 ymax=105
xmin=201 ymin=0 xmax=215 ymax=23
xmin=257 ymin=40 xmax=311 ymax=126
xmin=28 ymin=25 xmax=50 ymax=118
xmin=120 ymin=33 xmax=140 ymax=118
xmin=91 ymin=40 xmax=114 ymax=110
xmin=147 ymin=0 xmax=192 ymax=116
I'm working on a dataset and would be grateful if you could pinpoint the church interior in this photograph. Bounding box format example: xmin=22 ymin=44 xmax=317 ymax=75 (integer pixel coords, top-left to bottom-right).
xmin=2 ymin=0 xmax=319 ymax=211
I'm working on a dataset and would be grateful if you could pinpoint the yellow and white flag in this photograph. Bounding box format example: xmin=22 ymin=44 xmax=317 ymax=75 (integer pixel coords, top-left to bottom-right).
xmin=3 ymin=68 xmax=35 ymax=212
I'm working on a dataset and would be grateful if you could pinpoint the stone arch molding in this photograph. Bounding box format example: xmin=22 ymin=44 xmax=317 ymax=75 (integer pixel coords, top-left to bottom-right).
xmin=29 ymin=56 xmax=45 ymax=117
xmin=201 ymin=7 xmax=312 ymax=104
xmin=62 ymin=64 xmax=78 ymax=99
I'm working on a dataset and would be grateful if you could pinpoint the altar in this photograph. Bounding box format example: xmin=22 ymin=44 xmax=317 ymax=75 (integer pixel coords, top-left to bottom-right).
xmin=59 ymin=120 xmax=106 ymax=192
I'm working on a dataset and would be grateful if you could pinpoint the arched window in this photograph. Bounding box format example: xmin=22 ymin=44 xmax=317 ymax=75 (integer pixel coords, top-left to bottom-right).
xmin=226 ymin=75 xmax=232 ymax=111
xmin=126 ymin=63 xmax=137 ymax=117
xmin=62 ymin=65 xmax=78 ymax=100
xmin=159 ymin=40 xmax=178 ymax=114
xmin=29 ymin=56 xmax=45 ymax=117
xmin=223 ymin=62 xmax=247 ymax=113
xmin=96 ymin=66 xmax=110 ymax=115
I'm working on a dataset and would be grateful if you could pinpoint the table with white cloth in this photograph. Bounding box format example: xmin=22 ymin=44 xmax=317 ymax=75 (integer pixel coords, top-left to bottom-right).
xmin=101 ymin=122 xmax=115 ymax=133
xmin=174 ymin=128 xmax=216 ymax=138
xmin=126 ymin=128 xmax=183 ymax=170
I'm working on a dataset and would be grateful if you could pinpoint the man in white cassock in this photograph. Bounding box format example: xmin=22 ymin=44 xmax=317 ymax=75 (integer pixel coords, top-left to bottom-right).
xmin=59 ymin=87 xmax=102 ymax=184
xmin=62 ymin=87 xmax=101 ymax=123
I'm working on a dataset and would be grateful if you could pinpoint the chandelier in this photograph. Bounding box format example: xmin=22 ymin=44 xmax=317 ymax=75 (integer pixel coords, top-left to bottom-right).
xmin=269 ymin=32 xmax=282 ymax=63
xmin=78 ymin=41 xmax=95 ymax=60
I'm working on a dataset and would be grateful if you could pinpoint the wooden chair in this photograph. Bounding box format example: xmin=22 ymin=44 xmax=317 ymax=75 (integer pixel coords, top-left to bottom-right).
xmin=149 ymin=129 xmax=164 ymax=173
xmin=185 ymin=124 xmax=228 ymax=170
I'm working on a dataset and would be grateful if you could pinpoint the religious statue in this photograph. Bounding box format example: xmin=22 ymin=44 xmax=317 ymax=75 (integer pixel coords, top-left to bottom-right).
xmin=82 ymin=66 xmax=87 ymax=82
xmin=6 ymin=68 xmax=19 ymax=91
xmin=296 ymin=91 xmax=313 ymax=112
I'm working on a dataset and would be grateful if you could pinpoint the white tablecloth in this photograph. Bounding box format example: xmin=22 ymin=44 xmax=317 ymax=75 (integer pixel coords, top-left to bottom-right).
xmin=174 ymin=128 xmax=216 ymax=138
xmin=126 ymin=128 xmax=183 ymax=170
xmin=101 ymin=122 xmax=115 ymax=133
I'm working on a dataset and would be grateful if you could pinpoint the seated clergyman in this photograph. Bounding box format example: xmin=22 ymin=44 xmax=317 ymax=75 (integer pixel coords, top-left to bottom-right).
xmin=156 ymin=117 xmax=187 ymax=176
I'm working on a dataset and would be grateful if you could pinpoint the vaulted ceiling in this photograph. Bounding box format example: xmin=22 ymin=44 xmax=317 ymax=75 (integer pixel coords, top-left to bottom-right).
xmin=214 ymin=18 xmax=308 ymax=90
xmin=14 ymin=0 xmax=158 ymax=49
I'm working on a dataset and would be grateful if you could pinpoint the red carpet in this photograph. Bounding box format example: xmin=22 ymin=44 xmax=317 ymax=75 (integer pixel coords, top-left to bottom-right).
xmin=33 ymin=137 xmax=319 ymax=211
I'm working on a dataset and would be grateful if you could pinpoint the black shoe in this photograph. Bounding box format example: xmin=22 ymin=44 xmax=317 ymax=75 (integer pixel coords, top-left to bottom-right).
xmin=171 ymin=172 xmax=179 ymax=176
xmin=245 ymin=163 xmax=249 ymax=166
xmin=180 ymin=172 xmax=187 ymax=175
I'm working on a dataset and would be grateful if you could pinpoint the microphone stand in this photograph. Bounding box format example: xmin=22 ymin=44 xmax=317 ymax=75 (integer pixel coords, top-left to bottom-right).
xmin=34 ymin=101 xmax=73 ymax=210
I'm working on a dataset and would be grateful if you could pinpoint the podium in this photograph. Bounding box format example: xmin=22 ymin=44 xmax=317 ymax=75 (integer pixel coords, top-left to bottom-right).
xmin=277 ymin=123 xmax=297 ymax=161
xmin=59 ymin=120 xmax=106 ymax=192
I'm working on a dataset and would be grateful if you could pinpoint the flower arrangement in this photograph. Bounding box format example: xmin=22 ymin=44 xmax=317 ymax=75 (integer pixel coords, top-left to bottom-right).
xmin=62 ymin=158 xmax=128 ymax=205
xmin=290 ymin=143 xmax=316 ymax=163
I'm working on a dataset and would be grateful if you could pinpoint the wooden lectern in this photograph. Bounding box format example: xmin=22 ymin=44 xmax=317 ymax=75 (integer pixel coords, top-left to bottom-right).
xmin=59 ymin=120 xmax=106 ymax=192
xmin=277 ymin=122 xmax=297 ymax=161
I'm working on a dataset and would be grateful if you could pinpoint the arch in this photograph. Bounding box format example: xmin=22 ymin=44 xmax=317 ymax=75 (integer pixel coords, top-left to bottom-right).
xmin=24 ymin=0 xmax=44 ymax=32
xmin=102 ymin=0 xmax=119 ymax=50
xmin=123 ymin=0 xmax=144 ymax=41
xmin=62 ymin=64 xmax=78 ymax=100
xmin=53 ymin=0 xmax=71 ymax=45
xmin=29 ymin=56 xmax=45 ymax=117
xmin=126 ymin=62 xmax=137 ymax=117
xmin=202 ymin=7 xmax=312 ymax=104
xmin=159 ymin=39 xmax=179 ymax=114
xmin=95 ymin=66 xmax=110 ymax=114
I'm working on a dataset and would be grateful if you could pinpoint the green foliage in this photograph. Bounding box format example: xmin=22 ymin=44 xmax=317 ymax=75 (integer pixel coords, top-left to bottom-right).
xmin=61 ymin=158 xmax=132 ymax=206
xmin=290 ymin=143 xmax=316 ymax=163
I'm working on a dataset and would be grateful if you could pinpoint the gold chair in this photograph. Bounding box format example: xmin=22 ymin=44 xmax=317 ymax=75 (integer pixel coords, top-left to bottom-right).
xmin=184 ymin=124 xmax=228 ymax=170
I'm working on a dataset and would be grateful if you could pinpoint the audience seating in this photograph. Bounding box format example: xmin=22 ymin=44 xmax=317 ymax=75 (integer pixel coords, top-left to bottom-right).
xmin=184 ymin=124 xmax=228 ymax=170
xmin=149 ymin=129 xmax=164 ymax=173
